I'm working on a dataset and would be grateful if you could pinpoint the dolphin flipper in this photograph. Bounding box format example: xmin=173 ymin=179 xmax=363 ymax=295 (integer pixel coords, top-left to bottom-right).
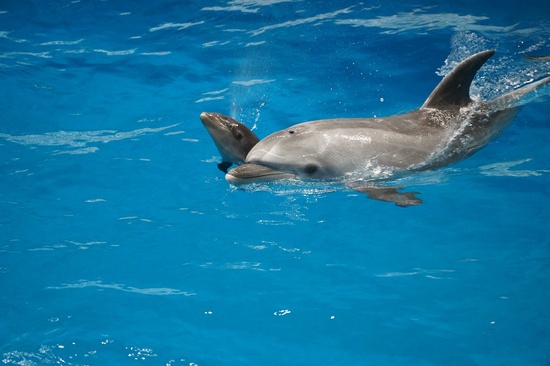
xmin=218 ymin=161 xmax=233 ymax=173
xmin=351 ymin=186 xmax=423 ymax=207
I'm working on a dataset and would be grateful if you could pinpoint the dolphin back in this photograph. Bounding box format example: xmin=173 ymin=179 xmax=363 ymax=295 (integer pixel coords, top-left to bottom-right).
xmin=421 ymin=50 xmax=495 ymax=109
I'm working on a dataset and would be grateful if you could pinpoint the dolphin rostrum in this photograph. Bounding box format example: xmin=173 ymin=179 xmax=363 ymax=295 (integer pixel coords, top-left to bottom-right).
xmin=200 ymin=50 xmax=550 ymax=206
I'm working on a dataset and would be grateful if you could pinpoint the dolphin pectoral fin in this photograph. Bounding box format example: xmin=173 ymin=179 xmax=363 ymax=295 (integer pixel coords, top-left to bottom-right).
xmin=351 ymin=186 xmax=422 ymax=207
xmin=218 ymin=161 xmax=233 ymax=173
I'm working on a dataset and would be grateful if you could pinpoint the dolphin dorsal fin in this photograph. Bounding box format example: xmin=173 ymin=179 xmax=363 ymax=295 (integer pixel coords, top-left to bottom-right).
xmin=421 ymin=50 xmax=495 ymax=109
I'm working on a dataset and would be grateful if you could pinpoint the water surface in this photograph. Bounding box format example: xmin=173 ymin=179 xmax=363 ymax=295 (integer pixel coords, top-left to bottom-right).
xmin=1 ymin=1 xmax=549 ymax=365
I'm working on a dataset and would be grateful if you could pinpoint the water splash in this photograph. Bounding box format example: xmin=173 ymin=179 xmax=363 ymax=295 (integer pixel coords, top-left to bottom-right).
xmin=439 ymin=32 xmax=550 ymax=101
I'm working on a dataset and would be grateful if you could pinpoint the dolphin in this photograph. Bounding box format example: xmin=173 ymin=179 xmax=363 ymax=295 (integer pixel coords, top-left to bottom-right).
xmin=200 ymin=50 xmax=550 ymax=206
xmin=200 ymin=111 xmax=259 ymax=173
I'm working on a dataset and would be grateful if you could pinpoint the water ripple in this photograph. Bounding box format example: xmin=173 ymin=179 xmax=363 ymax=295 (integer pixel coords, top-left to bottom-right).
xmin=334 ymin=6 xmax=540 ymax=37
xmin=376 ymin=268 xmax=455 ymax=280
xmin=0 ymin=124 xmax=178 ymax=153
xmin=197 ymin=261 xmax=281 ymax=272
xmin=46 ymin=280 xmax=196 ymax=296
xmin=248 ymin=6 xmax=354 ymax=36
xmin=202 ymin=0 xmax=299 ymax=14
xmin=480 ymin=159 xmax=550 ymax=177
xmin=149 ymin=21 xmax=204 ymax=32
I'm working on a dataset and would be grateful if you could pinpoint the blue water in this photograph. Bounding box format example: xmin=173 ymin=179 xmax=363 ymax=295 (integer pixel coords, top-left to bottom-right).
xmin=1 ymin=1 xmax=550 ymax=365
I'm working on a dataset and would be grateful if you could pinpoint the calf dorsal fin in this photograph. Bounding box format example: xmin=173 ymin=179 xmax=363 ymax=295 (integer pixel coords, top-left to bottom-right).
xmin=422 ymin=50 xmax=495 ymax=109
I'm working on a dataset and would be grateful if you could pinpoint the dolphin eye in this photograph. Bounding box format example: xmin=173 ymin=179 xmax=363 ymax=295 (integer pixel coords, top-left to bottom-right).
xmin=304 ymin=164 xmax=318 ymax=175
xmin=230 ymin=124 xmax=243 ymax=140
xmin=288 ymin=130 xmax=295 ymax=134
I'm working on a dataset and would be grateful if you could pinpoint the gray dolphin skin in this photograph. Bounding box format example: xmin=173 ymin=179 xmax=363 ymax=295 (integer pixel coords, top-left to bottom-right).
xmin=200 ymin=112 xmax=259 ymax=173
xmin=201 ymin=50 xmax=550 ymax=206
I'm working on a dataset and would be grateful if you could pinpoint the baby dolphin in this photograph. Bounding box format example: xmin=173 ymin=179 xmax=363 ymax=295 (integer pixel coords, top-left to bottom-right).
xmin=200 ymin=112 xmax=259 ymax=173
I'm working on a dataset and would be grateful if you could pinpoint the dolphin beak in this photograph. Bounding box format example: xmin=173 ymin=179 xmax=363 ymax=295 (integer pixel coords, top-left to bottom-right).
xmin=200 ymin=112 xmax=221 ymax=135
xmin=225 ymin=164 xmax=296 ymax=185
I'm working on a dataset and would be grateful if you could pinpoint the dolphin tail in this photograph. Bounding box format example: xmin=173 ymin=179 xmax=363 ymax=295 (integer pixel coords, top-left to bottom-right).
xmin=489 ymin=75 xmax=550 ymax=111
xmin=421 ymin=50 xmax=496 ymax=109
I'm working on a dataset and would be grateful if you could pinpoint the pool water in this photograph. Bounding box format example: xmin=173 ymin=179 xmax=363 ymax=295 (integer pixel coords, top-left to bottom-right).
xmin=1 ymin=1 xmax=549 ymax=365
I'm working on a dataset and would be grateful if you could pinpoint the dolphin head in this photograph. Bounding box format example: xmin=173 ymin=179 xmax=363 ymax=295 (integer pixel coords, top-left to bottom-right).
xmin=226 ymin=122 xmax=352 ymax=185
xmin=200 ymin=112 xmax=259 ymax=170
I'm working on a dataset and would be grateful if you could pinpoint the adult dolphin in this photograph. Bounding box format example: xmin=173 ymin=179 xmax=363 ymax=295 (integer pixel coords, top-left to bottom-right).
xmin=200 ymin=50 xmax=550 ymax=206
